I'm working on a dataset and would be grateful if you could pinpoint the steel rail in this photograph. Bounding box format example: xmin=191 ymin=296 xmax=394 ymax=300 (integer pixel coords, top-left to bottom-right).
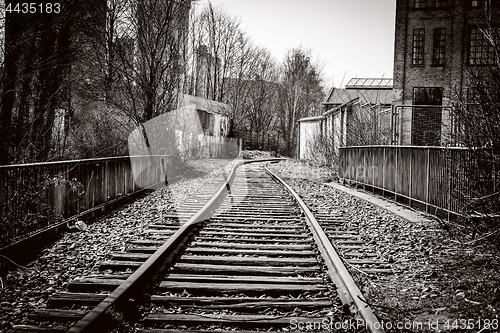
xmin=65 ymin=158 xmax=283 ymax=333
xmin=264 ymin=163 xmax=385 ymax=333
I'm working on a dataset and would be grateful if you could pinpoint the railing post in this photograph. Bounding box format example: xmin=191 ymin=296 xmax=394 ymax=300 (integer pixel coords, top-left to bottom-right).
xmin=395 ymin=146 xmax=399 ymax=202
xmin=54 ymin=166 xmax=64 ymax=218
xmin=382 ymin=147 xmax=386 ymax=196
xmin=448 ymin=149 xmax=454 ymax=220
xmin=354 ymin=149 xmax=358 ymax=186
xmin=409 ymin=148 xmax=413 ymax=208
xmin=363 ymin=149 xmax=366 ymax=191
xmin=426 ymin=148 xmax=431 ymax=213
xmin=371 ymin=148 xmax=374 ymax=193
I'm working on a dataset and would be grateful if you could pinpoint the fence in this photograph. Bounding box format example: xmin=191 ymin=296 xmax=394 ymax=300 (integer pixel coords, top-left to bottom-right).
xmin=0 ymin=155 xmax=171 ymax=246
xmin=237 ymin=131 xmax=280 ymax=154
xmin=0 ymin=135 xmax=242 ymax=247
xmin=391 ymin=105 xmax=453 ymax=146
xmin=205 ymin=136 xmax=241 ymax=158
xmin=339 ymin=146 xmax=477 ymax=217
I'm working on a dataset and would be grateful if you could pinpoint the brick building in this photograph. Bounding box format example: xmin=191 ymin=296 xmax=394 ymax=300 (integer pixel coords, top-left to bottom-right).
xmin=392 ymin=0 xmax=500 ymax=146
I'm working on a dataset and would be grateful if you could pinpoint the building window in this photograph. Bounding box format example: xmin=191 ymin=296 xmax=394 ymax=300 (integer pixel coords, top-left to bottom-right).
xmin=470 ymin=0 xmax=500 ymax=8
xmin=413 ymin=87 xmax=443 ymax=105
xmin=412 ymin=29 xmax=425 ymax=65
xmin=469 ymin=27 xmax=500 ymax=65
xmin=410 ymin=0 xmax=426 ymax=8
xmin=433 ymin=0 xmax=448 ymax=7
xmin=433 ymin=28 xmax=446 ymax=66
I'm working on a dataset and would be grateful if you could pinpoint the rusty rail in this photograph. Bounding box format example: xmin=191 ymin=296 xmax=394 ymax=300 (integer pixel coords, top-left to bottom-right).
xmin=65 ymin=158 xmax=283 ymax=333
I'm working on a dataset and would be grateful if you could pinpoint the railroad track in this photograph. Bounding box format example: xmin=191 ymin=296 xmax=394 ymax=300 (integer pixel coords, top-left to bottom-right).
xmin=9 ymin=160 xmax=383 ymax=333
xmin=312 ymin=212 xmax=393 ymax=276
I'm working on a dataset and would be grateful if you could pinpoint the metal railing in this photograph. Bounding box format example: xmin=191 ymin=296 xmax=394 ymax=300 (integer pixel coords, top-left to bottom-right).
xmin=391 ymin=105 xmax=453 ymax=146
xmin=0 ymin=155 xmax=171 ymax=246
xmin=0 ymin=134 xmax=242 ymax=247
xmin=339 ymin=146 xmax=476 ymax=217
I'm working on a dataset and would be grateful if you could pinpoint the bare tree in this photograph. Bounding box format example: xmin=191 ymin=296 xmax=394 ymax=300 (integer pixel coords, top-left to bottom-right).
xmin=186 ymin=5 xmax=326 ymax=156
xmin=185 ymin=1 xmax=243 ymax=103
xmin=277 ymin=47 xmax=325 ymax=156
xmin=65 ymin=0 xmax=193 ymax=160
xmin=108 ymin=0 xmax=190 ymax=124
xmin=185 ymin=2 xmax=281 ymax=139
xmin=450 ymin=68 xmax=500 ymax=232
xmin=200 ymin=2 xmax=242 ymax=102
xmin=346 ymin=102 xmax=391 ymax=146
xmin=183 ymin=0 xmax=204 ymax=96
xmin=219 ymin=32 xmax=254 ymax=127
xmin=448 ymin=21 xmax=500 ymax=237
xmin=0 ymin=0 xmax=89 ymax=164
xmin=71 ymin=0 xmax=130 ymax=104
xmin=242 ymin=49 xmax=280 ymax=134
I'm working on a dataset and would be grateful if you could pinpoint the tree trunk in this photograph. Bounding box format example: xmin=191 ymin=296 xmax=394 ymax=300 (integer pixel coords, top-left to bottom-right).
xmin=0 ymin=13 xmax=21 ymax=164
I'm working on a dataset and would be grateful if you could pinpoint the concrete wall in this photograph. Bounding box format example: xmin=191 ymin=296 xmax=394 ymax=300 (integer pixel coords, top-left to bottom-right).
xmin=299 ymin=118 xmax=323 ymax=159
xmin=180 ymin=94 xmax=232 ymax=137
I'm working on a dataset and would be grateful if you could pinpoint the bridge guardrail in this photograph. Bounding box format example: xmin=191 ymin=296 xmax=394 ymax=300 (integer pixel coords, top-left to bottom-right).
xmin=339 ymin=145 xmax=481 ymax=217
xmin=0 ymin=155 xmax=171 ymax=247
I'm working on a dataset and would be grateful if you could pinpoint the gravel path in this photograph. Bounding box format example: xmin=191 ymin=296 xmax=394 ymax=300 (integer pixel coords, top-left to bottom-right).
xmin=0 ymin=158 xmax=238 ymax=332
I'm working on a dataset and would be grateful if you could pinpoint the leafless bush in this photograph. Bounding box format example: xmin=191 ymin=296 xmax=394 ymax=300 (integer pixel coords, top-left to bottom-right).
xmin=449 ymin=52 xmax=500 ymax=240
xmin=347 ymin=103 xmax=391 ymax=146
xmin=0 ymin=175 xmax=83 ymax=247
xmin=65 ymin=105 xmax=131 ymax=159
xmin=308 ymin=131 xmax=338 ymax=169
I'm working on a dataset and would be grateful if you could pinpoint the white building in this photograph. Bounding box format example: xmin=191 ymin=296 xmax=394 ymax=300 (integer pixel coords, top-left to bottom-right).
xmin=298 ymin=78 xmax=394 ymax=159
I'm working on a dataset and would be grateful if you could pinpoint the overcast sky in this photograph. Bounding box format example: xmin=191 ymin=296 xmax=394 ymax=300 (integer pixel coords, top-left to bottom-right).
xmin=196 ymin=0 xmax=396 ymax=88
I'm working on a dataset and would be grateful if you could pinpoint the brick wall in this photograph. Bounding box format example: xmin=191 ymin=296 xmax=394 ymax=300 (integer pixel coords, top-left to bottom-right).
xmin=392 ymin=0 xmax=500 ymax=145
